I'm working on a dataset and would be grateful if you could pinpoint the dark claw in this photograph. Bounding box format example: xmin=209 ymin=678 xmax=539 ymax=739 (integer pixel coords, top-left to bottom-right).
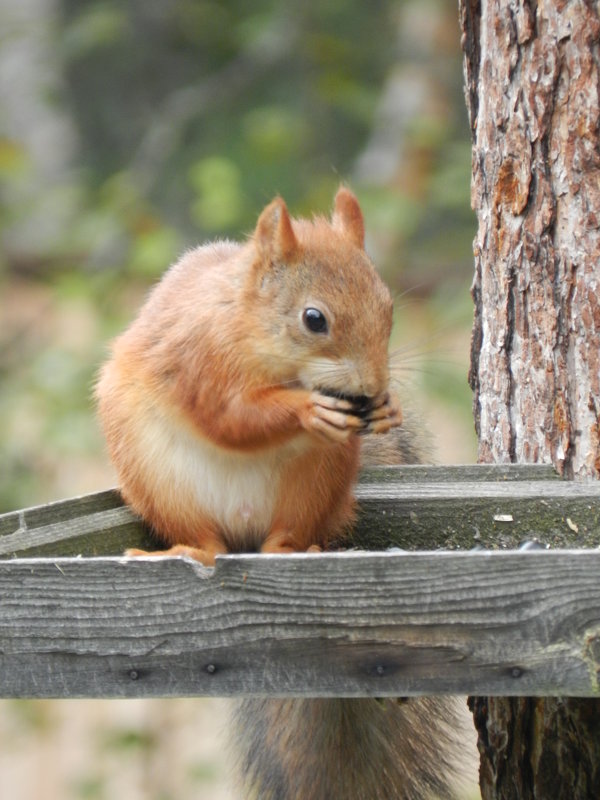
xmin=320 ymin=388 xmax=374 ymax=418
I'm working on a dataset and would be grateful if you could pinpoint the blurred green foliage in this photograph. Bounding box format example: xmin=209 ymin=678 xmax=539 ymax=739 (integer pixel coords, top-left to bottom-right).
xmin=0 ymin=9 xmax=478 ymax=797
xmin=0 ymin=0 xmax=476 ymax=513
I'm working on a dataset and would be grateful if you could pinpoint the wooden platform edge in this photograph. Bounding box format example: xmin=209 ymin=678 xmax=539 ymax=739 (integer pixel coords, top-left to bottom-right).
xmin=3 ymin=463 xmax=596 ymax=559
xmin=1 ymin=550 xmax=599 ymax=699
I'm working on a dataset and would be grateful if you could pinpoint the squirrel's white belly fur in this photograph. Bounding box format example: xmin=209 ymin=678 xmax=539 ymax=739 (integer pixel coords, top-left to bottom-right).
xmin=136 ymin=401 xmax=306 ymax=542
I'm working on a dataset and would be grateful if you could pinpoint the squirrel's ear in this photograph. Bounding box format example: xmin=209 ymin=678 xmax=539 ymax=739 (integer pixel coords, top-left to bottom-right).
xmin=254 ymin=197 xmax=299 ymax=262
xmin=331 ymin=187 xmax=365 ymax=249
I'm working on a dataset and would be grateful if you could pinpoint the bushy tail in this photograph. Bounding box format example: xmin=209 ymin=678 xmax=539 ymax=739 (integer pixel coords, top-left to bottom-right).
xmin=232 ymin=414 xmax=466 ymax=800
xmin=231 ymin=696 xmax=463 ymax=800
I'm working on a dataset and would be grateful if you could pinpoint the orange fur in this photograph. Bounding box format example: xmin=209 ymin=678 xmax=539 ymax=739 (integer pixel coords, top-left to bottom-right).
xmin=96 ymin=187 xmax=400 ymax=564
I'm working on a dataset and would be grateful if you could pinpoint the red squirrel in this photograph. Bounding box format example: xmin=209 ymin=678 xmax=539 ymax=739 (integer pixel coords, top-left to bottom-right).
xmin=96 ymin=188 xmax=463 ymax=799
xmin=96 ymin=187 xmax=402 ymax=562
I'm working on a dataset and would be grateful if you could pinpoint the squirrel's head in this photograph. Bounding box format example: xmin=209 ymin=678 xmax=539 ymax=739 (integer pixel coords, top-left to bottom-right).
xmin=248 ymin=187 xmax=394 ymax=402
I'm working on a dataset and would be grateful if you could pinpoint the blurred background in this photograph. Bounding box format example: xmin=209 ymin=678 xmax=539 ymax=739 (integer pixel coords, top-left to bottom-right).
xmin=0 ymin=0 xmax=479 ymax=797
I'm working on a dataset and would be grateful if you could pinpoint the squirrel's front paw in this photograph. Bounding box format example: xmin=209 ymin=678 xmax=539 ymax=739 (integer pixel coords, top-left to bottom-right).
xmin=301 ymin=391 xmax=367 ymax=443
xmin=360 ymin=391 xmax=403 ymax=435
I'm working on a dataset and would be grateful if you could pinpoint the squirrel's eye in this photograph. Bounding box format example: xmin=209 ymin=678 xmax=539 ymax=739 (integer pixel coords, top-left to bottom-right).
xmin=302 ymin=307 xmax=328 ymax=334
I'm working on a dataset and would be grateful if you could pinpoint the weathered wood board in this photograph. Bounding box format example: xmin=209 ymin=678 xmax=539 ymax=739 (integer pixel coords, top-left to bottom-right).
xmin=2 ymin=464 xmax=598 ymax=558
xmin=354 ymin=475 xmax=600 ymax=550
xmin=1 ymin=464 xmax=600 ymax=699
xmin=0 ymin=490 xmax=152 ymax=559
xmin=1 ymin=550 xmax=600 ymax=698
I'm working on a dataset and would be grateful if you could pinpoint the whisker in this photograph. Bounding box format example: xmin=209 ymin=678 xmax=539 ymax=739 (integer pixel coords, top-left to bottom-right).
xmin=389 ymin=325 xmax=459 ymax=354
xmin=390 ymin=282 xmax=431 ymax=306
xmin=389 ymin=322 xmax=470 ymax=362
xmin=390 ymin=351 xmax=469 ymax=371
xmin=391 ymin=363 xmax=467 ymax=380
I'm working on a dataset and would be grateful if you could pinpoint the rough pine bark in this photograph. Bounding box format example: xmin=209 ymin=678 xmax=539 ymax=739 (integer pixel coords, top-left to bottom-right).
xmin=459 ymin=0 xmax=600 ymax=797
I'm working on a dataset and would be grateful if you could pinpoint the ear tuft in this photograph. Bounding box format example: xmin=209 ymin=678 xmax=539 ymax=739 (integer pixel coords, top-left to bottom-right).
xmin=331 ymin=186 xmax=365 ymax=249
xmin=254 ymin=197 xmax=298 ymax=262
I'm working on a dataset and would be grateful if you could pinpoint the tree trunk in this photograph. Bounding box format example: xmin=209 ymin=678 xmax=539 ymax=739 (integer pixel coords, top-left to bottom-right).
xmin=459 ymin=0 xmax=600 ymax=797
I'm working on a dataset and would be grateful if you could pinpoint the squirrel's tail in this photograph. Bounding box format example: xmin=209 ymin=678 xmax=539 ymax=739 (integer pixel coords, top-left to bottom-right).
xmin=232 ymin=414 xmax=466 ymax=799
xmin=231 ymin=696 xmax=463 ymax=800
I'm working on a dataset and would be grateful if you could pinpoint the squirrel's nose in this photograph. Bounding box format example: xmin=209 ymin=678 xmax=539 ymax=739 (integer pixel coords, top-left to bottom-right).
xmin=361 ymin=365 xmax=389 ymax=399
xmin=361 ymin=377 xmax=385 ymax=400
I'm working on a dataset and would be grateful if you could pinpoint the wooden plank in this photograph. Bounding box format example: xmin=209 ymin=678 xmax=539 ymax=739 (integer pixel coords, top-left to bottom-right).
xmin=353 ymin=477 xmax=600 ymax=549
xmin=1 ymin=466 xmax=595 ymax=558
xmin=0 ymin=489 xmax=154 ymax=558
xmin=0 ymin=489 xmax=123 ymax=535
xmin=358 ymin=463 xmax=558 ymax=484
xmin=1 ymin=550 xmax=600 ymax=699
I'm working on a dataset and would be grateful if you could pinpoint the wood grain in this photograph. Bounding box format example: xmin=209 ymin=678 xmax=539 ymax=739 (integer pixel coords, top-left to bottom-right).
xmin=353 ymin=476 xmax=600 ymax=550
xmin=358 ymin=463 xmax=558 ymax=483
xmin=1 ymin=464 xmax=599 ymax=700
xmin=0 ymin=489 xmax=153 ymax=557
xmin=2 ymin=465 xmax=596 ymax=558
xmin=1 ymin=550 xmax=600 ymax=698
